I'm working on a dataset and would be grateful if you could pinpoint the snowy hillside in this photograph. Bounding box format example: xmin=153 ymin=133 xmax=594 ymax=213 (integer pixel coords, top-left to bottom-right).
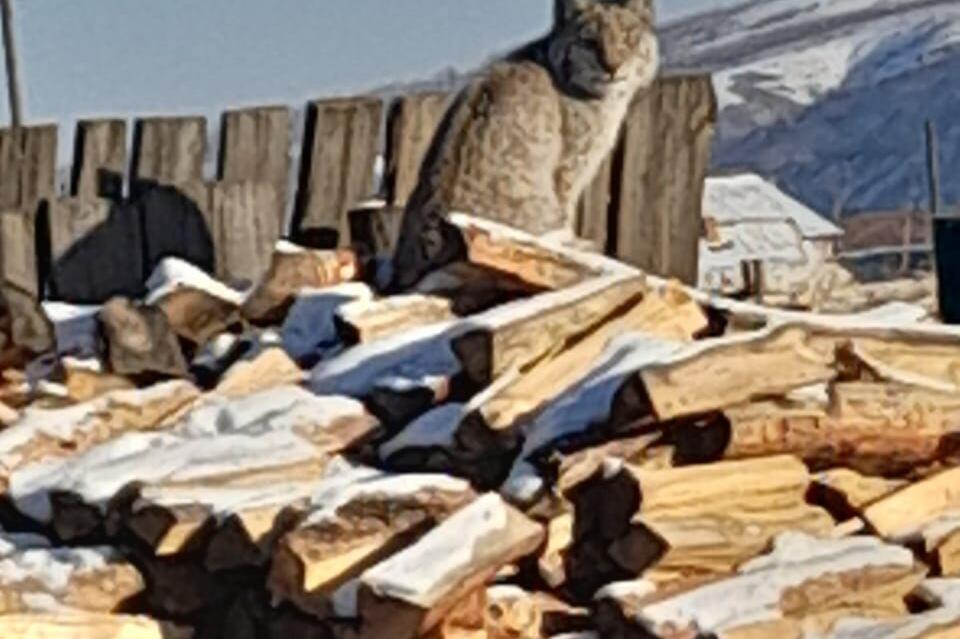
xmin=660 ymin=0 xmax=960 ymax=215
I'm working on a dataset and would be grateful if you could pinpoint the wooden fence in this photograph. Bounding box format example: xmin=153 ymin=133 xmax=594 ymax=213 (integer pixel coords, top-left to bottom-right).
xmin=839 ymin=211 xmax=934 ymax=277
xmin=0 ymin=73 xmax=715 ymax=342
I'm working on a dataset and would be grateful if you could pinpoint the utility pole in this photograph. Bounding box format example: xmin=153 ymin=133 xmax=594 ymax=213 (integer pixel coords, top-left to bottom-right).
xmin=1 ymin=0 xmax=23 ymax=127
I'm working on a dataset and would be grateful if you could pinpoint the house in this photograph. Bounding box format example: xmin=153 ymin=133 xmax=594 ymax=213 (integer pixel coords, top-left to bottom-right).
xmin=699 ymin=173 xmax=844 ymax=299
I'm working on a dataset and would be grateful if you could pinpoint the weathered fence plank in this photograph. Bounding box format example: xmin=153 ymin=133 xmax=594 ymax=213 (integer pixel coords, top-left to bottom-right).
xmin=0 ymin=124 xmax=58 ymax=213
xmin=131 ymin=116 xmax=207 ymax=194
xmin=294 ymin=96 xmax=382 ymax=246
xmin=219 ymin=106 xmax=290 ymax=230
xmin=71 ymin=119 xmax=127 ymax=200
xmin=48 ymin=197 xmax=112 ymax=262
xmin=207 ymin=181 xmax=281 ymax=286
xmin=610 ymin=75 xmax=715 ymax=284
xmin=384 ymin=92 xmax=448 ymax=207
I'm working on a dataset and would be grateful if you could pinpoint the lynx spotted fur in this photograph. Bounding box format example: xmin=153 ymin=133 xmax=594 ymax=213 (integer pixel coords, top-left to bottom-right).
xmin=391 ymin=0 xmax=659 ymax=289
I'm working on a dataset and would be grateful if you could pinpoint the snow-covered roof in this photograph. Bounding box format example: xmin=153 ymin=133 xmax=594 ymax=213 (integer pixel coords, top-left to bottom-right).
xmin=703 ymin=174 xmax=844 ymax=240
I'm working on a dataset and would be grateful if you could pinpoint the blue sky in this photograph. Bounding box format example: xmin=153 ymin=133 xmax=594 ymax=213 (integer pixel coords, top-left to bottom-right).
xmin=0 ymin=0 xmax=726 ymax=130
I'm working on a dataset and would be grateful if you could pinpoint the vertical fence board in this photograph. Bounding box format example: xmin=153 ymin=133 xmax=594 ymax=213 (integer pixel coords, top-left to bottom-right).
xmin=48 ymin=197 xmax=112 ymax=262
xmin=384 ymin=92 xmax=448 ymax=207
xmin=131 ymin=116 xmax=207 ymax=193
xmin=0 ymin=125 xmax=58 ymax=213
xmin=294 ymin=97 xmax=382 ymax=245
xmin=71 ymin=119 xmax=127 ymax=200
xmin=208 ymin=181 xmax=281 ymax=286
xmin=219 ymin=106 xmax=291 ymax=230
xmin=609 ymin=75 xmax=715 ymax=284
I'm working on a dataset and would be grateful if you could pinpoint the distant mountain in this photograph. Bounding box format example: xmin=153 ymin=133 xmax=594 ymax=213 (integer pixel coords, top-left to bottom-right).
xmin=661 ymin=0 xmax=960 ymax=216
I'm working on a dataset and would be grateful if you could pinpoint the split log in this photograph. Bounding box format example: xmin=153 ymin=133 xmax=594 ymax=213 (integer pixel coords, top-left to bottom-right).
xmin=484 ymin=585 xmax=591 ymax=639
xmin=0 ymin=381 xmax=199 ymax=491
xmin=0 ymin=535 xmax=144 ymax=614
xmin=865 ymin=467 xmax=960 ymax=541
xmin=446 ymin=213 xmax=609 ymax=290
xmin=462 ymin=283 xmax=707 ymax=445
xmin=596 ymin=533 xmax=925 ymax=639
xmin=354 ymin=493 xmax=545 ymax=639
xmin=268 ymin=459 xmax=475 ymax=618
xmin=726 ymin=382 xmax=960 ymax=476
xmin=0 ymin=614 xmax=192 ymax=639
xmin=214 ymin=347 xmax=304 ymax=398
xmin=128 ymin=459 xmax=324 ymax=566
xmin=100 ymin=298 xmax=189 ymax=379
xmin=452 ymin=275 xmax=645 ymax=389
xmin=851 ymin=335 xmax=960 ymax=394
xmin=640 ymin=325 xmax=837 ymax=420
xmin=241 ymin=242 xmax=360 ymax=324
xmin=935 ymin=530 xmax=960 ymax=577
xmin=566 ymin=456 xmax=835 ymax=590
xmin=811 ymin=468 xmax=908 ymax=520
xmin=413 ymin=261 xmax=544 ymax=317
xmin=9 ymin=387 xmax=377 ymax=539
xmin=336 ymin=295 xmax=455 ymax=345
xmin=63 ymin=362 xmax=136 ymax=403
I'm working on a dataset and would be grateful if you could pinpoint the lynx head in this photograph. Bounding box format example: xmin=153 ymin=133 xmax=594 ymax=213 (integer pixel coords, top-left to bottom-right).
xmin=549 ymin=0 xmax=658 ymax=99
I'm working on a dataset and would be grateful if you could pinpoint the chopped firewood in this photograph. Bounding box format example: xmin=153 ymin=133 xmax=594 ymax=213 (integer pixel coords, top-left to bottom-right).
xmin=0 ymin=613 xmax=192 ymax=639
xmin=865 ymin=467 xmax=960 ymax=541
xmin=336 ymin=295 xmax=455 ymax=344
xmin=824 ymin=579 xmax=960 ymax=639
xmin=63 ymin=362 xmax=136 ymax=403
xmin=145 ymin=258 xmax=244 ymax=348
xmin=641 ymin=325 xmax=837 ymax=420
xmin=447 ymin=213 xmax=606 ymax=289
xmin=462 ymin=283 xmax=706 ymax=444
xmin=934 ymin=529 xmax=960 ymax=577
xmin=595 ymin=533 xmax=925 ymax=639
xmin=453 ymin=275 xmax=645 ymax=389
xmin=8 ymin=387 xmax=377 ymax=539
xmin=538 ymin=513 xmax=575 ymax=589
xmin=0 ymin=381 xmax=199 ymax=491
xmin=484 ymin=585 xmax=591 ymax=639
xmin=354 ymin=493 xmax=544 ymax=639
xmin=813 ymin=468 xmax=908 ymax=512
xmin=242 ymin=242 xmax=359 ymax=324
xmin=214 ymin=347 xmax=304 ymax=397
xmin=727 ymin=382 xmax=960 ymax=475
xmin=268 ymin=458 xmax=475 ymax=618
xmin=100 ymin=298 xmax=189 ymax=379
xmin=414 ymin=261 xmax=544 ymax=316
xmin=851 ymin=336 xmax=960 ymax=394
xmin=126 ymin=459 xmax=325 ymax=563
xmin=0 ymin=533 xmax=144 ymax=614
xmin=565 ymin=456 xmax=835 ymax=589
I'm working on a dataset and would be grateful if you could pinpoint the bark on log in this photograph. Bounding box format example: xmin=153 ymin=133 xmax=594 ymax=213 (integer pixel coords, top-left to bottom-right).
xmin=241 ymin=243 xmax=360 ymax=324
xmin=268 ymin=459 xmax=475 ymax=618
xmin=354 ymin=493 xmax=544 ymax=639
xmin=336 ymin=295 xmax=455 ymax=345
xmin=595 ymin=533 xmax=924 ymax=639
xmin=0 ymin=536 xmax=144 ymax=614
xmin=726 ymin=382 xmax=960 ymax=476
xmin=100 ymin=298 xmax=190 ymax=379
xmin=567 ymin=456 xmax=835 ymax=589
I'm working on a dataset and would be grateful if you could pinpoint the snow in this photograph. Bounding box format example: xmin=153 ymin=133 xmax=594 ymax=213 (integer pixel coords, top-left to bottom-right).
xmin=145 ymin=257 xmax=247 ymax=306
xmin=301 ymin=457 xmax=471 ymax=526
xmin=0 ymin=541 xmax=125 ymax=595
xmin=7 ymin=386 xmax=371 ymax=523
xmin=41 ymin=302 xmax=102 ymax=360
xmin=281 ymin=283 xmax=374 ymax=361
xmin=619 ymin=532 xmax=914 ymax=635
xmin=361 ymin=493 xmax=509 ymax=609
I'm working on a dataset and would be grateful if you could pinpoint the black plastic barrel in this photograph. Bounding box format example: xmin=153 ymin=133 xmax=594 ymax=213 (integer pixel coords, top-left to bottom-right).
xmin=935 ymin=217 xmax=960 ymax=324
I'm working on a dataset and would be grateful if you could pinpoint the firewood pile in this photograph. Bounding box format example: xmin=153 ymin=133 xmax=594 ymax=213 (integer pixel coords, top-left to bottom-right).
xmin=2 ymin=212 xmax=960 ymax=638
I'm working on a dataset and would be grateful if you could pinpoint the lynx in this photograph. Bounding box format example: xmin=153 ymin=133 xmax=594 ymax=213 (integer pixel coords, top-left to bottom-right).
xmin=391 ymin=0 xmax=659 ymax=290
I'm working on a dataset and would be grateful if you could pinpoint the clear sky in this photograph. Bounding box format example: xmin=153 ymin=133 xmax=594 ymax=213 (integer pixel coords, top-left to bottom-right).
xmin=0 ymin=0 xmax=726 ymax=130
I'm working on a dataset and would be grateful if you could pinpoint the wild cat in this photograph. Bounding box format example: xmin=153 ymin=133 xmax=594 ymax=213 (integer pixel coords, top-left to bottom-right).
xmin=390 ymin=0 xmax=659 ymax=290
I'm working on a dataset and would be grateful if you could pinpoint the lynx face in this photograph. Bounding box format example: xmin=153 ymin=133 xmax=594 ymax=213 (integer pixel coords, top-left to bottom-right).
xmin=550 ymin=0 xmax=658 ymax=99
